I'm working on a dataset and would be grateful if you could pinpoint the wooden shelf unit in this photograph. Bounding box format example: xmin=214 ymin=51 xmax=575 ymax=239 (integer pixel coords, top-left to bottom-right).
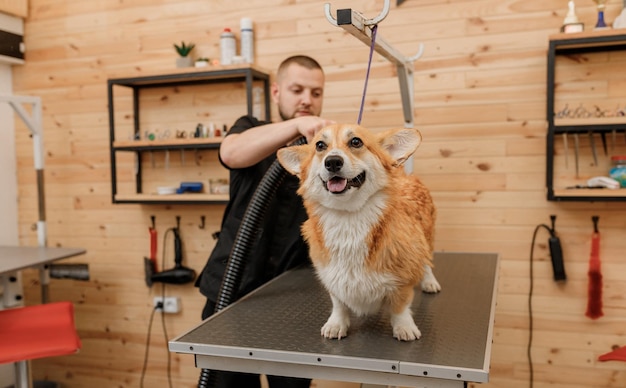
xmin=114 ymin=193 xmax=229 ymax=204
xmin=546 ymin=30 xmax=626 ymax=201
xmin=107 ymin=66 xmax=271 ymax=204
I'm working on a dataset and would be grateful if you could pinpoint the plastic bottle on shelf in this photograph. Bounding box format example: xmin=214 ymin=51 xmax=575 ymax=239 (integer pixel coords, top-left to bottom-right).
xmin=609 ymin=155 xmax=626 ymax=187
xmin=220 ymin=28 xmax=236 ymax=66
xmin=240 ymin=18 xmax=254 ymax=64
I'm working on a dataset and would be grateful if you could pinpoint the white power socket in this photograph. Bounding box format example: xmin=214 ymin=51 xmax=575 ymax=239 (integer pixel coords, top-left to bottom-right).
xmin=153 ymin=296 xmax=181 ymax=314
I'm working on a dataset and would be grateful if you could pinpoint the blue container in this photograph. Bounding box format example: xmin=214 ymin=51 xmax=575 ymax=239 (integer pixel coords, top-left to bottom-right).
xmin=609 ymin=155 xmax=626 ymax=188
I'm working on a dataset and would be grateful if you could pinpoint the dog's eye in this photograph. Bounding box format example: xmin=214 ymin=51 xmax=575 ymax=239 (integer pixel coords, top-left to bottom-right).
xmin=315 ymin=141 xmax=327 ymax=151
xmin=349 ymin=137 xmax=363 ymax=148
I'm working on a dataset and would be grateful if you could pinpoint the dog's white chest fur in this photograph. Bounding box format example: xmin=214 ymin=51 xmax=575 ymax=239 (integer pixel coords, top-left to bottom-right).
xmin=314 ymin=197 xmax=397 ymax=316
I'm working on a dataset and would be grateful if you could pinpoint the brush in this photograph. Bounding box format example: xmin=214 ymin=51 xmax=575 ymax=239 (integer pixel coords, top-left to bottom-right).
xmin=585 ymin=215 xmax=603 ymax=320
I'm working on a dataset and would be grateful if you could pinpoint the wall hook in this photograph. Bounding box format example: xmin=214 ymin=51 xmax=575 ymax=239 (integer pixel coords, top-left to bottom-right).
xmin=176 ymin=215 xmax=181 ymax=230
xmin=150 ymin=215 xmax=156 ymax=229
xmin=324 ymin=0 xmax=390 ymax=27
xmin=199 ymin=215 xmax=206 ymax=230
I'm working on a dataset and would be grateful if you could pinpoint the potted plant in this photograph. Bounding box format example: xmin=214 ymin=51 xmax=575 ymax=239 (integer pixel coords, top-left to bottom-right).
xmin=174 ymin=41 xmax=195 ymax=68
xmin=195 ymin=57 xmax=210 ymax=68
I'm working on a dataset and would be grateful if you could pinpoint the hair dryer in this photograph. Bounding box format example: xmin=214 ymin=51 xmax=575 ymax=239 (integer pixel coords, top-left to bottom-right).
xmin=144 ymin=227 xmax=196 ymax=286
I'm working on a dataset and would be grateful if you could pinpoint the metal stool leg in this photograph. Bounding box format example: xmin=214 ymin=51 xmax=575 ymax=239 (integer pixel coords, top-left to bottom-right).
xmin=14 ymin=360 xmax=32 ymax=388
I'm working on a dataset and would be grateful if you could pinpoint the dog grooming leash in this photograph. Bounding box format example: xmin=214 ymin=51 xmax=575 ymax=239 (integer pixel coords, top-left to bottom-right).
xmin=357 ymin=24 xmax=378 ymax=125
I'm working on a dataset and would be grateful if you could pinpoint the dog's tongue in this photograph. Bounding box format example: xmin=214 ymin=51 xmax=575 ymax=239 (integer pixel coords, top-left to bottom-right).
xmin=327 ymin=177 xmax=348 ymax=193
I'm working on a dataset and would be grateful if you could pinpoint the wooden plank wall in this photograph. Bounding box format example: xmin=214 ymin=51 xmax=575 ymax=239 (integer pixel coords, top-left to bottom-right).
xmin=0 ymin=0 xmax=27 ymax=17
xmin=10 ymin=0 xmax=626 ymax=387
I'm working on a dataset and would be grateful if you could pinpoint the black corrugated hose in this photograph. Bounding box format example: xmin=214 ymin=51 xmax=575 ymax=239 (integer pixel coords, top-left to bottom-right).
xmin=198 ymin=137 xmax=306 ymax=388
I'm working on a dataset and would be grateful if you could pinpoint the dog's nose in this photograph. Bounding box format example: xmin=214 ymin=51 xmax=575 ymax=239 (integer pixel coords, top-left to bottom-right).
xmin=325 ymin=155 xmax=344 ymax=173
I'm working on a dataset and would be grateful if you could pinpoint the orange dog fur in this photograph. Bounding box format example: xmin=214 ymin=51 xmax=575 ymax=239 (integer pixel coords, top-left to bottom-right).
xmin=277 ymin=124 xmax=440 ymax=341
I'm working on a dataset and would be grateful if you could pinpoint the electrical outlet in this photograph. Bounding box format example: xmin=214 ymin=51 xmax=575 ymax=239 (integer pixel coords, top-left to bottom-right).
xmin=153 ymin=296 xmax=181 ymax=314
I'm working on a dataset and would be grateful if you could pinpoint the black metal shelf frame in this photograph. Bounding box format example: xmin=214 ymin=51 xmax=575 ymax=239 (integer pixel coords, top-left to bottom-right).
xmin=112 ymin=197 xmax=230 ymax=206
xmin=546 ymin=33 xmax=626 ymax=202
xmin=112 ymin=142 xmax=222 ymax=152
xmin=107 ymin=67 xmax=271 ymax=204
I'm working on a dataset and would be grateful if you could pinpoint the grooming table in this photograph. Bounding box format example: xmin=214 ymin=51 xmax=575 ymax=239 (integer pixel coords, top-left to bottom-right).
xmin=170 ymin=252 xmax=499 ymax=388
xmin=0 ymin=245 xmax=86 ymax=275
xmin=1 ymin=245 xmax=87 ymax=304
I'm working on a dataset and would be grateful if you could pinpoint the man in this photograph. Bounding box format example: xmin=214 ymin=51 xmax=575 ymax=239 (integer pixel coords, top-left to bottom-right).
xmin=195 ymin=55 xmax=334 ymax=388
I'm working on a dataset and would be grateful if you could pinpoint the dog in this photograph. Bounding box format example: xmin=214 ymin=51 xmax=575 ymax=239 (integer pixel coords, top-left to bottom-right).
xmin=276 ymin=124 xmax=441 ymax=341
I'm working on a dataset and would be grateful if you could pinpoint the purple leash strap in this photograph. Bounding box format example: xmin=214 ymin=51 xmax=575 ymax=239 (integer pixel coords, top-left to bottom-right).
xmin=357 ymin=24 xmax=378 ymax=125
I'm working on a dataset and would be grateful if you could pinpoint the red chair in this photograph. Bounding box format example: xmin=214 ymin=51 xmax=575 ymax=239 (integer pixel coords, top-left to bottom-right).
xmin=0 ymin=301 xmax=81 ymax=388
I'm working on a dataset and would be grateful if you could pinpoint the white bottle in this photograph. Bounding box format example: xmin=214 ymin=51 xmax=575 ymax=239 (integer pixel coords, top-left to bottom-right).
xmin=240 ymin=18 xmax=254 ymax=64
xmin=220 ymin=28 xmax=236 ymax=65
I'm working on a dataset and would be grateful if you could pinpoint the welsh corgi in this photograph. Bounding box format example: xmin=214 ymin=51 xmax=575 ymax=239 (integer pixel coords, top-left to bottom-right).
xmin=277 ymin=124 xmax=441 ymax=341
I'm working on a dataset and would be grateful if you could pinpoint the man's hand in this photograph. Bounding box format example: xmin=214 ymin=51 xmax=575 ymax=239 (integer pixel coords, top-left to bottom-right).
xmin=293 ymin=116 xmax=335 ymax=143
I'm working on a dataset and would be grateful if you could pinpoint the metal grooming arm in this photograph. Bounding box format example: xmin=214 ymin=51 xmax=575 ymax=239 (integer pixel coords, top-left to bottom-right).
xmin=325 ymin=0 xmax=423 ymax=172
xmin=0 ymin=95 xmax=45 ymax=246
xmin=1 ymin=96 xmax=90 ymax=304
xmin=0 ymin=94 xmax=51 ymax=302
xmin=325 ymin=0 xmax=422 ymax=128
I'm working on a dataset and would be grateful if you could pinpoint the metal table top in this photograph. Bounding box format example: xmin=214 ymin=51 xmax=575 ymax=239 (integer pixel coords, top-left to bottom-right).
xmin=0 ymin=245 xmax=86 ymax=275
xmin=170 ymin=252 xmax=499 ymax=387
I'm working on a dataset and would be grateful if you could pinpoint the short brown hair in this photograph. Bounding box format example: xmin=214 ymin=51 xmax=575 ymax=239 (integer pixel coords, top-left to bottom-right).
xmin=276 ymin=55 xmax=323 ymax=81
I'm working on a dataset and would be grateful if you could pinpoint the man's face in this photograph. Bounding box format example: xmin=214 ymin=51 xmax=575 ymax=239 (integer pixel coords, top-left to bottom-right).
xmin=272 ymin=64 xmax=325 ymax=121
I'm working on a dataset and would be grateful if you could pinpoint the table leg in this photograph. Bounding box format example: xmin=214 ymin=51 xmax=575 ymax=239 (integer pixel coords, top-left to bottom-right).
xmin=1 ymin=272 xmax=24 ymax=308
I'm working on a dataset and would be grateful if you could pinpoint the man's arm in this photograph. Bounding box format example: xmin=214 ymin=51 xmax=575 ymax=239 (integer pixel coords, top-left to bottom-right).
xmin=220 ymin=116 xmax=334 ymax=169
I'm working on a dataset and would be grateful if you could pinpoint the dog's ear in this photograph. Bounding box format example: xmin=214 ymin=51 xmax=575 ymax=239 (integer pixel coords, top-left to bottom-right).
xmin=378 ymin=128 xmax=422 ymax=166
xmin=277 ymin=145 xmax=308 ymax=177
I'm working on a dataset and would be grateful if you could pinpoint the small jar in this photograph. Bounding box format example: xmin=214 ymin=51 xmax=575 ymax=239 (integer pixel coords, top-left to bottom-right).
xmin=609 ymin=155 xmax=626 ymax=188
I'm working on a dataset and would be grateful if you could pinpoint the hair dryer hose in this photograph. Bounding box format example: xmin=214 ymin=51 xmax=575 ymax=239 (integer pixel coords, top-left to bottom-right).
xmin=198 ymin=137 xmax=306 ymax=388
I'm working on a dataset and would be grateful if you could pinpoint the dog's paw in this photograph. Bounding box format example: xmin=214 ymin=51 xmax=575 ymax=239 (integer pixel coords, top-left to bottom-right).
xmin=391 ymin=308 xmax=421 ymax=341
xmin=420 ymin=265 xmax=442 ymax=293
xmin=393 ymin=322 xmax=421 ymax=341
xmin=321 ymin=316 xmax=349 ymax=339
xmin=421 ymin=277 xmax=441 ymax=293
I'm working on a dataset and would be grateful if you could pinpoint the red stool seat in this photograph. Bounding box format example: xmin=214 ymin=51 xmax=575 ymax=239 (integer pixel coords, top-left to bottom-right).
xmin=0 ymin=301 xmax=81 ymax=364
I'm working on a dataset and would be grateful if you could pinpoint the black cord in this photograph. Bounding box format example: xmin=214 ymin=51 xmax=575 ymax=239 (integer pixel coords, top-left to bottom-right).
xmin=139 ymin=296 xmax=173 ymax=388
xmin=159 ymin=228 xmax=175 ymax=388
xmin=528 ymin=223 xmax=552 ymax=388
xmin=139 ymin=227 xmax=176 ymax=388
xmin=140 ymin=304 xmax=159 ymax=388
xmin=161 ymin=282 xmax=173 ymax=388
